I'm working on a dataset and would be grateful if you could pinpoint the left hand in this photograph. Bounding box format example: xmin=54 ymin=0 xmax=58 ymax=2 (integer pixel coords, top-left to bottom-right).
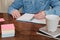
xmin=34 ymin=11 xmax=46 ymax=19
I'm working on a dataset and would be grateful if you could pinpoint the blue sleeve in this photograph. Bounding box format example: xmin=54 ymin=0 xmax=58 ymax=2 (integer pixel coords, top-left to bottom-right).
xmin=8 ymin=0 xmax=23 ymax=14
xmin=45 ymin=0 xmax=60 ymax=16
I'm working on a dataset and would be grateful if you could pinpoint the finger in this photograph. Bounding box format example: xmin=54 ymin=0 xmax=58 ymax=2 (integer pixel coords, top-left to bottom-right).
xmin=14 ymin=13 xmax=18 ymax=18
xmin=36 ymin=15 xmax=45 ymax=19
xmin=12 ymin=13 xmax=17 ymax=18
xmin=34 ymin=15 xmax=40 ymax=19
xmin=12 ymin=12 xmax=17 ymax=18
xmin=34 ymin=13 xmax=45 ymax=19
xmin=11 ymin=13 xmax=15 ymax=18
xmin=13 ymin=15 xmax=15 ymax=18
xmin=34 ymin=15 xmax=38 ymax=19
xmin=16 ymin=15 xmax=19 ymax=18
xmin=39 ymin=16 xmax=45 ymax=19
xmin=15 ymin=13 xmax=21 ymax=18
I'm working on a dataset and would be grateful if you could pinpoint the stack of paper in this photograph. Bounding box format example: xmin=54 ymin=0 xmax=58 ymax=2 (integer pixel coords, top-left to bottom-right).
xmin=16 ymin=13 xmax=46 ymax=24
xmin=1 ymin=24 xmax=15 ymax=38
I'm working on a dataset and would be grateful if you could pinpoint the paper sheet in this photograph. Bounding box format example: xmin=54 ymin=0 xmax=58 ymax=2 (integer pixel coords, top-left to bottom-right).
xmin=17 ymin=13 xmax=34 ymax=21
xmin=0 ymin=18 xmax=5 ymax=22
xmin=1 ymin=24 xmax=15 ymax=31
xmin=31 ymin=18 xmax=46 ymax=24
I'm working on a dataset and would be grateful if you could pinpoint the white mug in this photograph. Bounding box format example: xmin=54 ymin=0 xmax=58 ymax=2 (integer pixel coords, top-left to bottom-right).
xmin=46 ymin=15 xmax=60 ymax=32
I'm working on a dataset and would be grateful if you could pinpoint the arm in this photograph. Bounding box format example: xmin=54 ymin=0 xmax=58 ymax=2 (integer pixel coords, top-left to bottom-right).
xmin=8 ymin=0 xmax=23 ymax=14
xmin=34 ymin=0 xmax=60 ymax=19
xmin=45 ymin=0 xmax=60 ymax=16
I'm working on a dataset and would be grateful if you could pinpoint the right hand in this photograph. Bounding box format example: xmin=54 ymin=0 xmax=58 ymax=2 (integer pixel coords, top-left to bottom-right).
xmin=11 ymin=10 xmax=21 ymax=18
xmin=34 ymin=11 xmax=46 ymax=20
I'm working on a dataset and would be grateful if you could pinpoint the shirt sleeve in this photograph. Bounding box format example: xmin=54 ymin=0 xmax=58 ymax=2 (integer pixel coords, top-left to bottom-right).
xmin=44 ymin=0 xmax=60 ymax=16
xmin=8 ymin=0 xmax=23 ymax=14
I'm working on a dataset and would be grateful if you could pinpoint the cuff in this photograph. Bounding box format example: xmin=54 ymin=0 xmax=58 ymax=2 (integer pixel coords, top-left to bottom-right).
xmin=8 ymin=7 xmax=15 ymax=14
xmin=44 ymin=9 xmax=55 ymax=15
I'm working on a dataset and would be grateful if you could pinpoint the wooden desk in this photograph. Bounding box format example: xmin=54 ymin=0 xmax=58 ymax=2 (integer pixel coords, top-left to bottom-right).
xmin=0 ymin=13 xmax=56 ymax=40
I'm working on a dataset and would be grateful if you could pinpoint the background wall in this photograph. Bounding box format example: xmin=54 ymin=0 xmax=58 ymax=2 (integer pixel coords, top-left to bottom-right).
xmin=0 ymin=0 xmax=2 ymax=12
xmin=0 ymin=0 xmax=14 ymax=13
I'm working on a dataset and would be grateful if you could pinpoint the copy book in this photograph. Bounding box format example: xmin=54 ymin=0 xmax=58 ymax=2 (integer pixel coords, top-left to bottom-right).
xmin=36 ymin=31 xmax=60 ymax=40
xmin=39 ymin=26 xmax=60 ymax=38
xmin=16 ymin=13 xmax=46 ymax=24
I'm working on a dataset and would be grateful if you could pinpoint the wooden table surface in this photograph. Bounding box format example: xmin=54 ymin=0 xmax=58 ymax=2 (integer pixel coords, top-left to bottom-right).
xmin=0 ymin=13 xmax=56 ymax=40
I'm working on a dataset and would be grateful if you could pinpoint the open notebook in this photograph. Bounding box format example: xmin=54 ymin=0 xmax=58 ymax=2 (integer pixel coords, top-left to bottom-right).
xmin=16 ymin=13 xmax=46 ymax=24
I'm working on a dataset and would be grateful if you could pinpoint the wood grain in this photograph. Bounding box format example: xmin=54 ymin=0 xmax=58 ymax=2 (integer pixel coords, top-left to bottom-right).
xmin=0 ymin=13 xmax=56 ymax=40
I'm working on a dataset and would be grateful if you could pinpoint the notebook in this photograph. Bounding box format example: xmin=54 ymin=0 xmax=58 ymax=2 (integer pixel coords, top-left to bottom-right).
xmin=39 ymin=26 xmax=60 ymax=38
xmin=36 ymin=31 xmax=60 ymax=40
xmin=16 ymin=13 xmax=46 ymax=24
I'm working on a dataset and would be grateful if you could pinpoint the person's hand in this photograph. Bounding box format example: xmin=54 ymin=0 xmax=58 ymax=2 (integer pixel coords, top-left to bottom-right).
xmin=11 ymin=10 xmax=21 ymax=18
xmin=34 ymin=11 xmax=46 ymax=19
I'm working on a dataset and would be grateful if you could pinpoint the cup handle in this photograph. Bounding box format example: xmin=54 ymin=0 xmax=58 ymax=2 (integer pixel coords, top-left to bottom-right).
xmin=58 ymin=25 xmax=60 ymax=26
xmin=58 ymin=25 xmax=60 ymax=28
xmin=58 ymin=17 xmax=60 ymax=27
xmin=59 ymin=17 xmax=60 ymax=20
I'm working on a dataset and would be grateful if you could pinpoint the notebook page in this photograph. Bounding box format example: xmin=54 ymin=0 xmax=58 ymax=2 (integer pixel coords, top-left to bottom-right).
xmin=16 ymin=14 xmax=34 ymax=21
xmin=31 ymin=18 xmax=46 ymax=24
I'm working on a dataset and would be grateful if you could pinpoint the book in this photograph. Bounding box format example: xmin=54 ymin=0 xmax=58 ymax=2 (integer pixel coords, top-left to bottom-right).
xmin=36 ymin=31 xmax=60 ymax=40
xmin=16 ymin=13 xmax=46 ymax=24
xmin=39 ymin=26 xmax=60 ymax=38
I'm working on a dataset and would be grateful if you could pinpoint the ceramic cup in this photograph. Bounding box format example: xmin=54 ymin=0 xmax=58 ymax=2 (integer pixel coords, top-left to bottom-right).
xmin=46 ymin=15 xmax=60 ymax=32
